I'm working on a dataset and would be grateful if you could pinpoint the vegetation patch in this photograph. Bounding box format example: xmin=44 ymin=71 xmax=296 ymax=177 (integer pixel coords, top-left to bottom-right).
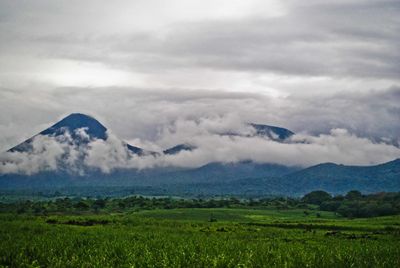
xmin=46 ymin=218 xmax=110 ymax=226
xmin=0 ymin=192 xmax=399 ymax=267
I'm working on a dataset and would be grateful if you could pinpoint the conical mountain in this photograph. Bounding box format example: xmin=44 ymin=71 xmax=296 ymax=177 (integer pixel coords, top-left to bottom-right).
xmin=8 ymin=113 xmax=145 ymax=155
xmin=39 ymin=113 xmax=108 ymax=141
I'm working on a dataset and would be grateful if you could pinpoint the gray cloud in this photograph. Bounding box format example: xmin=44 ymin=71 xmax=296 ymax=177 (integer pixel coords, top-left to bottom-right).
xmin=1 ymin=0 xmax=398 ymax=80
xmin=0 ymin=0 xmax=399 ymax=87
xmin=0 ymin=86 xmax=399 ymax=153
xmin=0 ymin=0 xmax=399 ymax=166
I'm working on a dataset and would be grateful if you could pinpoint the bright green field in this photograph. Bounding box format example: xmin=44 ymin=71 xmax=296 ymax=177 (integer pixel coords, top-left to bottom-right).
xmin=1 ymin=208 xmax=400 ymax=267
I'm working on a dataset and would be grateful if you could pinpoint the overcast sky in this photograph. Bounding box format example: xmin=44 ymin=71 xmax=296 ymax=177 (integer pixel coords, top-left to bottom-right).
xmin=0 ymin=0 xmax=399 ymax=154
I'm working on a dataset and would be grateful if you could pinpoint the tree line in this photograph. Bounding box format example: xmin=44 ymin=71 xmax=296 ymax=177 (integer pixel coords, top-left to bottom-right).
xmin=0 ymin=190 xmax=399 ymax=218
xmin=302 ymin=190 xmax=400 ymax=218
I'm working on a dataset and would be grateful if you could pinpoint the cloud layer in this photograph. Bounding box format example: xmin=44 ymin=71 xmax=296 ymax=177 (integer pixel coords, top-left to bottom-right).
xmin=1 ymin=125 xmax=399 ymax=175
xmin=1 ymin=0 xmax=399 ymax=84
xmin=1 ymin=86 xmax=399 ymax=153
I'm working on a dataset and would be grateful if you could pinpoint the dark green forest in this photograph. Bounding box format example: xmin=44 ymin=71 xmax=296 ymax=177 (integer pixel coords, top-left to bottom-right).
xmin=2 ymin=190 xmax=399 ymax=218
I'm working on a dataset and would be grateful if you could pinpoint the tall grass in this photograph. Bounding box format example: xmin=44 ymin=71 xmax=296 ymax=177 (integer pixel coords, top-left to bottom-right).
xmin=0 ymin=211 xmax=399 ymax=267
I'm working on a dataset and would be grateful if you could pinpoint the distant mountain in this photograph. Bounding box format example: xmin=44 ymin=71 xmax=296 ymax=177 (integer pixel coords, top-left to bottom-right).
xmin=8 ymin=113 xmax=146 ymax=155
xmin=157 ymin=161 xmax=299 ymax=186
xmin=1 ymin=113 xmax=399 ymax=197
xmin=153 ymin=159 xmax=400 ymax=197
xmin=278 ymin=159 xmax=400 ymax=195
xmin=221 ymin=123 xmax=294 ymax=141
xmin=163 ymin=144 xmax=196 ymax=155
xmin=0 ymin=161 xmax=299 ymax=193
xmin=250 ymin=123 xmax=294 ymax=141
xmin=163 ymin=123 xmax=295 ymax=154
xmin=1 ymin=158 xmax=399 ymax=197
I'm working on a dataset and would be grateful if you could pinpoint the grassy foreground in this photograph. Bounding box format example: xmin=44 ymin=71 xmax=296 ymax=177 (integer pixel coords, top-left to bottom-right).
xmin=0 ymin=208 xmax=399 ymax=267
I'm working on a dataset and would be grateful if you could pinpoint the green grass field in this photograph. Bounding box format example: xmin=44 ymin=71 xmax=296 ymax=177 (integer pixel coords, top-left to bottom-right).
xmin=1 ymin=208 xmax=399 ymax=267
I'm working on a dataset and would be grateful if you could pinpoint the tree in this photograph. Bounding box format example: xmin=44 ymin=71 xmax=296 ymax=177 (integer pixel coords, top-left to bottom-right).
xmin=302 ymin=190 xmax=332 ymax=205
xmin=320 ymin=200 xmax=341 ymax=211
xmin=345 ymin=190 xmax=363 ymax=200
xmin=74 ymin=201 xmax=90 ymax=211
xmin=92 ymin=199 xmax=107 ymax=210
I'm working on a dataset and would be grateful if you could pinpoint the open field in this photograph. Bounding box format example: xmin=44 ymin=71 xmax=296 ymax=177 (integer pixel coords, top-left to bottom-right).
xmin=1 ymin=208 xmax=400 ymax=267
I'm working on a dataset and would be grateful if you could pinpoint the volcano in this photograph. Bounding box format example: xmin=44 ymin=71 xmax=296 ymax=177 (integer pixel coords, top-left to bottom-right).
xmin=8 ymin=113 xmax=146 ymax=155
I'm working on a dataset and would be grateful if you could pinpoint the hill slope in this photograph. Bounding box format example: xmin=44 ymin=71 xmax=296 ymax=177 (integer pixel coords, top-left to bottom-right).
xmin=1 ymin=159 xmax=399 ymax=196
xmin=278 ymin=159 xmax=400 ymax=195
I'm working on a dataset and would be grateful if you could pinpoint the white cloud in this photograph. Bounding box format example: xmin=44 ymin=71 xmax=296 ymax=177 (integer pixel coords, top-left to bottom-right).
xmin=84 ymin=132 xmax=130 ymax=173
xmin=0 ymin=134 xmax=72 ymax=175
xmin=153 ymin=127 xmax=400 ymax=168
xmin=1 ymin=125 xmax=399 ymax=175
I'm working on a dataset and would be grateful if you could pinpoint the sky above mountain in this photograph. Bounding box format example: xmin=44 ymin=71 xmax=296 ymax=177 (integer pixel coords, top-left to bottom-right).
xmin=0 ymin=0 xmax=399 ymax=157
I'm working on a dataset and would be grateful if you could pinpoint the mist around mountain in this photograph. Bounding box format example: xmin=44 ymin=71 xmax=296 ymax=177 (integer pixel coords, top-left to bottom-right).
xmin=8 ymin=113 xmax=147 ymax=156
xmin=0 ymin=113 xmax=399 ymax=197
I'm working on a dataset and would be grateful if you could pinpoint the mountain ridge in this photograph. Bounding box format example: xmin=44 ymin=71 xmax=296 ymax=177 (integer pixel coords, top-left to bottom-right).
xmin=1 ymin=113 xmax=399 ymax=197
xmin=6 ymin=113 xmax=297 ymax=156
